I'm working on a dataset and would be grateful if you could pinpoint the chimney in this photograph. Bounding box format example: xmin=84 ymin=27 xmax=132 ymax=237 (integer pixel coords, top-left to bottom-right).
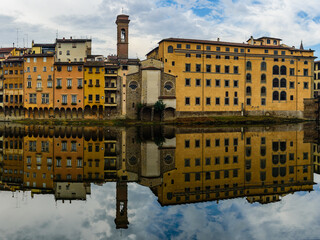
xmin=217 ymin=38 xmax=220 ymax=41
xmin=63 ymin=37 xmax=65 ymax=40
xmin=70 ymin=36 xmax=72 ymax=40
xmin=250 ymin=36 xmax=254 ymax=45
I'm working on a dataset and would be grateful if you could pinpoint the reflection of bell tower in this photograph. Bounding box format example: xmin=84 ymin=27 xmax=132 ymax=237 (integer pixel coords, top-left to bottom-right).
xmin=115 ymin=182 xmax=129 ymax=229
xmin=116 ymin=14 xmax=130 ymax=60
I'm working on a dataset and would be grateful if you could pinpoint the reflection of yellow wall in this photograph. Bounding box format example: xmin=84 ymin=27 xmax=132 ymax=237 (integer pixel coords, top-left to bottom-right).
xmin=83 ymin=139 xmax=104 ymax=181
xmin=156 ymin=130 xmax=313 ymax=205
xmin=23 ymin=136 xmax=53 ymax=189
xmin=2 ymin=137 xmax=23 ymax=184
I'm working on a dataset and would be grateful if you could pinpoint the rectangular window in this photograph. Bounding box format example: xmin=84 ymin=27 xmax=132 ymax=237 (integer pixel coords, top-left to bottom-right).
xmin=234 ymin=98 xmax=238 ymax=105
xmin=41 ymin=94 xmax=49 ymax=104
xmin=261 ymin=98 xmax=266 ymax=105
xmin=303 ymin=69 xmax=308 ymax=76
xmin=216 ymin=47 xmax=220 ymax=51
xmin=184 ymin=158 xmax=190 ymax=167
xmin=215 ymin=79 xmax=220 ymax=87
xmin=215 ymin=97 xmax=220 ymax=105
xmin=289 ymin=81 xmax=295 ymax=89
xmin=233 ymin=80 xmax=238 ymax=87
xmin=224 ymin=97 xmax=229 ymax=105
xmin=185 ymin=97 xmax=190 ymax=105
xmin=95 ymin=94 xmax=100 ymax=102
xmin=61 ymin=141 xmax=67 ymax=151
xmin=224 ymin=80 xmax=230 ymax=87
xmin=72 ymin=95 xmax=77 ymax=104
xmin=67 ymin=66 xmax=72 ymax=72
xmin=206 ymin=79 xmax=211 ymax=87
xmin=304 ymin=82 xmax=309 ymax=89
xmin=185 ymin=63 xmax=191 ymax=72
xmin=29 ymin=93 xmax=37 ymax=104
xmin=186 ymin=44 xmax=190 ymax=49
xmin=56 ymin=78 xmax=62 ymax=87
xmin=225 ymin=66 xmax=229 ymax=73
xmin=78 ymin=79 xmax=83 ymax=87
xmin=196 ymin=54 xmax=201 ymax=58
xmin=33 ymin=67 xmax=37 ymax=72
xmin=88 ymin=94 xmax=93 ymax=102
xmin=67 ymin=79 xmax=72 ymax=87
xmin=184 ymin=78 xmax=191 ymax=87
xmin=206 ymin=97 xmax=211 ymax=105
xmin=196 ymin=64 xmax=201 ymax=72
xmin=289 ymin=68 xmax=294 ymax=76
xmin=216 ymin=65 xmax=220 ymax=73
xmin=195 ymin=97 xmax=200 ymax=105
xmin=206 ymin=64 xmax=211 ymax=72
xmin=185 ymin=140 xmax=190 ymax=148
xmin=195 ymin=79 xmax=201 ymax=87
xmin=234 ymin=66 xmax=238 ymax=74
xmin=62 ymin=95 xmax=67 ymax=104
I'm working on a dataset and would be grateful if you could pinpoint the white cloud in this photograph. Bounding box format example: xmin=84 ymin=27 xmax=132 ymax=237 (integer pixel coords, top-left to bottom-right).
xmin=1 ymin=0 xmax=320 ymax=58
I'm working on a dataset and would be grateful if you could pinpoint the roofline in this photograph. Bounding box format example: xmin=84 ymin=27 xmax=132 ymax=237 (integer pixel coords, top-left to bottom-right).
xmin=158 ymin=38 xmax=314 ymax=52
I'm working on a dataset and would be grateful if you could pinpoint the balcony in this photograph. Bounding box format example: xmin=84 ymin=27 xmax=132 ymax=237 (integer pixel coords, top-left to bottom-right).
xmin=62 ymin=102 xmax=67 ymax=105
xmin=95 ymin=84 xmax=100 ymax=87
xmin=56 ymin=86 xmax=62 ymax=89
xmin=104 ymin=102 xmax=117 ymax=107
xmin=36 ymin=87 xmax=43 ymax=92
xmin=67 ymin=86 xmax=72 ymax=89
xmin=88 ymin=84 xmax=93 ymax=87
xmin=77 ymin=85 xmax=83 ymax=89
xmin=71 ymin=102 xmax=77 ymax=105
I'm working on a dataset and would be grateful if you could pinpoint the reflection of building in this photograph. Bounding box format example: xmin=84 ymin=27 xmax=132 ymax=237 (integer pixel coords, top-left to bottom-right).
xmin=313 ymin=143 xmax=320 ymax=174
xmin=23 ymin=135 xmax=53 ymax=190
xmin=1 ymin=136 xmax=23 ymax=186
xmin=314 ymin=61 xmax=320 ymax=97
xmin=125 ymin=127 xmax=175 ymax=187
xmin=153 ymin=129 xmax=314 ymax=206
xmin=0 ymin=124 xmax=317 ymax=229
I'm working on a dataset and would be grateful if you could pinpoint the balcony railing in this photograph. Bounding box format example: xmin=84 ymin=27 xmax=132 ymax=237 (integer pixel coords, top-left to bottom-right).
xmin=36 ymin=87 xmax=43 ymax=92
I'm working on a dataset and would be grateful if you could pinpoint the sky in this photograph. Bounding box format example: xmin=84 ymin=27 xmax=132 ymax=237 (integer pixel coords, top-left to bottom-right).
xmin=1 ymin=0 xmax=320 ymax=59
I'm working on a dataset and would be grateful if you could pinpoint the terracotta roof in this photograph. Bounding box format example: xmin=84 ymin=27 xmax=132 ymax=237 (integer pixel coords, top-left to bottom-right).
xmin=33 ymin=43 xmax=55 ymax=47
xmin=146 ymin=47 xmax=159 ymax=56
xmin=24 ymin=53 xmax=54 ymax=57
xmin=0 ymin=48 xmax=14 ymax=53
xmin=158 ymin=38 xmax=314 ymax=52
xmin=56 ymin=38 xmax=91 ymax=43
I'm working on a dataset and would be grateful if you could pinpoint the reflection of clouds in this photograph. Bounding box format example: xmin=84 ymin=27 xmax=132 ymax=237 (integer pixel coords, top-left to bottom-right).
xmin=0 ymin=182 xmax=320 ymax=239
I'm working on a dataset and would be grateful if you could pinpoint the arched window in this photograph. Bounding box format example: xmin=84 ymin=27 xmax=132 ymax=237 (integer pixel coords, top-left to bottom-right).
xmin=280 ymin=155 xmax=286 ymax=164
xmin=304 ymin=60 xmax=308 ymax=65
xmin=280 ymin=167 xmax=286 ymax=177
xmin=260 ymin=146 xmax=266 ymax=156
xmin=261 ymin=74 xmax=266 ymax=83
xmin=272 ymin=167 xmax=279 ymax=177
xmin=273 ymin=91 xmax=279 ymax=100
xmin=318 ymin=82 xmax=320 ymax=89
xmin=121 ymin=29 xmax=126 ymax=42
xmin=280 ymin=78 xmax=286 ymax=88
xmin=272 ymin=142 xmax=279 ymax=152
xmin=167 ymin=45 xmax=173 ymax=53
xmin=280 ymin=142 xmax=286 ymax=151
xmin=246 ymin=86 xmax=251 ymax=96
xmin=280 ymin=65 xmax=287 ymax=75
xmin=273 ymin=65 xmax=279 ymax=75
xmin=280 ymin=91 xmax=286 ymax=100
xmin=318 ymin=72 xmax=320 ymax=79
xmin=246 ymin=73 xmax=251 ymax=82
xmin=260 ymin=159 xmax=266 ymax=169
xmin=272 ymin=78 xmax=279 ymax=88
xmin=261 ymin=87 xmax=266 ymax=96
xmin=260 ymin=172 xmax=266 ymax=181
xmin=261 ymin=62 xmax=267 ymax=71
xmin=246 ymin=61 xmax=252 ymax=70
xmin=246 ymin=172 xmax=251 ymax=182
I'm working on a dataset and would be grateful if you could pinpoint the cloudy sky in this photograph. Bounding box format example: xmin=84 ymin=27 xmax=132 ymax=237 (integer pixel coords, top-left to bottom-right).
xmin=1 ymin=0 xmax=320 ymax=59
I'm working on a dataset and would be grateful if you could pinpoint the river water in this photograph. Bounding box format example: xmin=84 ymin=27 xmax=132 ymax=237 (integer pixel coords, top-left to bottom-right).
xmin=0 ymin=123 xmax=319 ymax=240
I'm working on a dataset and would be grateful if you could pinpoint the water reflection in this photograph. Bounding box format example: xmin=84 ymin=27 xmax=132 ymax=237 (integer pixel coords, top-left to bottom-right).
xmin=0 ymin=123 xmax=318 ymax=236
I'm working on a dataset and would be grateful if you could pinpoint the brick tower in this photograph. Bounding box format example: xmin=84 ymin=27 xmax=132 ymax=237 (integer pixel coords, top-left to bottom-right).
xmin=116 ymin=15 xmax=130 ymax=60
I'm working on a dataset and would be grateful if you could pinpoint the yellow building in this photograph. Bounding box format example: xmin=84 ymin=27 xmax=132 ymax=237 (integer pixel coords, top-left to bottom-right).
xmin=83 ymin=61 xmax=105 ymax=115
xmin=147 ymin=37 xmax=315 ymax=118
xmin=314 ymin=61 xmax=320 ymax=97
xmin=154 ymin=129 xmax=313 ymax=206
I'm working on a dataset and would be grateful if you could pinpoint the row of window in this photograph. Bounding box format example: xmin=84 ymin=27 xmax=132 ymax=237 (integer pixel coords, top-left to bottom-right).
xmin=26 ymin=57 xmax=49 ymax=63
xmin=25 ymin=66 xmax=53 ymax=73
xmin=185 ymin=64 xmax=238 ymax=73
xmin=4 ymin=70 xmax=23 ymax=75
xmin=185 ymin=78 xmax=239 ymax=87
xmin=4 ymin=95 xmax=22 ymax=104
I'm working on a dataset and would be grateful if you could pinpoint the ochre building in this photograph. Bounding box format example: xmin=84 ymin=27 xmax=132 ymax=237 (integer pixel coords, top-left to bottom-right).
xmin=147 ymin=37 xmax=315 ymax=118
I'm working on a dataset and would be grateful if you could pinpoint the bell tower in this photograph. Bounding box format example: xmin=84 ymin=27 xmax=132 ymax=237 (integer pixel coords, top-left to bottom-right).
xmin=114 ymin=182 xmax=129 ymax=229
xmin=116 ymin=14 xmax=130 ymax=60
